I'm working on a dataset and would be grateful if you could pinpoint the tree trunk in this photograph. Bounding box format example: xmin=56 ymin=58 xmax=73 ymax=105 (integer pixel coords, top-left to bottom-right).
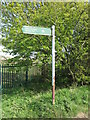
xmin=68 ymin=66 xmax=76 ymax=85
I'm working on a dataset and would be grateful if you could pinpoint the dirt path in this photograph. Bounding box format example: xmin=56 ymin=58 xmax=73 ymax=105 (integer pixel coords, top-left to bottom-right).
xmin=76 ymin=112 xmax=88 ymax=118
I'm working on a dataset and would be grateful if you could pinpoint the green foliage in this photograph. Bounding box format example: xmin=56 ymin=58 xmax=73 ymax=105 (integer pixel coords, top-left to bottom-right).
xmin=2 ymin=83 xmax=88 ymax=118
xmin=1 ymin=2 xmax=89 ymax=84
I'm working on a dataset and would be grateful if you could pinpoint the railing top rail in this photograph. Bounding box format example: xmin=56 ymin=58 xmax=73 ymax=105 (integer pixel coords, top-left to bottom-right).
xmin=0 ymin=65 xmax=28 ymax=68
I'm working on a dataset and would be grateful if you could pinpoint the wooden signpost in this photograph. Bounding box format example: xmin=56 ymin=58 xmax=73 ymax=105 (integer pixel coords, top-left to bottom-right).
xmin=22 ymin=25 xmax=55 ymax=105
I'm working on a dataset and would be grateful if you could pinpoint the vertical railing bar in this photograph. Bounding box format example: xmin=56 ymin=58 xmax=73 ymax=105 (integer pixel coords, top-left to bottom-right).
xmin=12 ymin=65 xmax=14 ymax=88
xmin=9 ymin=69 xmax=11 ymax=88
xmin=10 ymin=67 xmax=12 ymax=88
xmin=3 ymin=65 xmax=5 ymax=88
xmin=2 ymin=65 xmax=3 ymax=89
xmin=4 ymin=66 xmax=5 ymax=88
xmin=22 ymin=67 xmax=23 ymax=83
xmin=9 ymin=67 xmax=11 ymax=88
xmin=15 ymin=70 xmax=18 ymax=85
xmin=11 ymin=68 xmax=12 ymax=88
xmin=3 ymin=65 xmax=4 ymax=89
xmin=26 ymin=67 xmax=28 ymax=82
xmin=0 ymin=65 xmax=1 ymax=89
xmin=12 ymin=66 xmax=13 ymax=87
xmin=6 ymin=67 xmax=8 ymax=88
xmin=8 ymin=67 xmax=9 ymax=88
xmin=9 ymin=70 xmax=11 ymax=88
xmin=15 ymin=69 xmax=16 ymax=87
xmin=9 ymin=66 xmax=11 ymax=88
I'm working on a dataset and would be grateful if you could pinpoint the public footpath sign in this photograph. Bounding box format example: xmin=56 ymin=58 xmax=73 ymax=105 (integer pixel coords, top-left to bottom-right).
xmin=22 ymin=26 xmax=51 ymax=36
xmin=22 ymin=25 xmax=55 ymax=105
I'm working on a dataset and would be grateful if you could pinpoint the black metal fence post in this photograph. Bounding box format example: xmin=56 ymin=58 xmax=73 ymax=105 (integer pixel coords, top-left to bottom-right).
xmin=26 ymin=67 xmax=28 ymax=82
xmin=11 ymin=66 xmax=13 ymax=88
xmin=4 ymin=66 xmax=5 ymax=88
xmin=0 ymin=65 xmax=41 ymax=88
xmin=2 ymin=65 xmax=3 ymax=88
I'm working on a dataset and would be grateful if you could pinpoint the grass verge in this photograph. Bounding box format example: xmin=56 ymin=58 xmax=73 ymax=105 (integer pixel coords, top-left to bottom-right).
xmin=2 ymin=81 xmax=88 ymax=118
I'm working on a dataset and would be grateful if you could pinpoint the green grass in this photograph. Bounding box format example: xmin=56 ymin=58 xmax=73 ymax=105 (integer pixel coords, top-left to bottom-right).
xmin=2 ymin=81 xmax=88 ymax=118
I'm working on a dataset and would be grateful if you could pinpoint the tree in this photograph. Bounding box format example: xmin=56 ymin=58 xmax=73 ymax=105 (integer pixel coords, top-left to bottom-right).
xmin=1 ymin=2 xmax=89 ymax=84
